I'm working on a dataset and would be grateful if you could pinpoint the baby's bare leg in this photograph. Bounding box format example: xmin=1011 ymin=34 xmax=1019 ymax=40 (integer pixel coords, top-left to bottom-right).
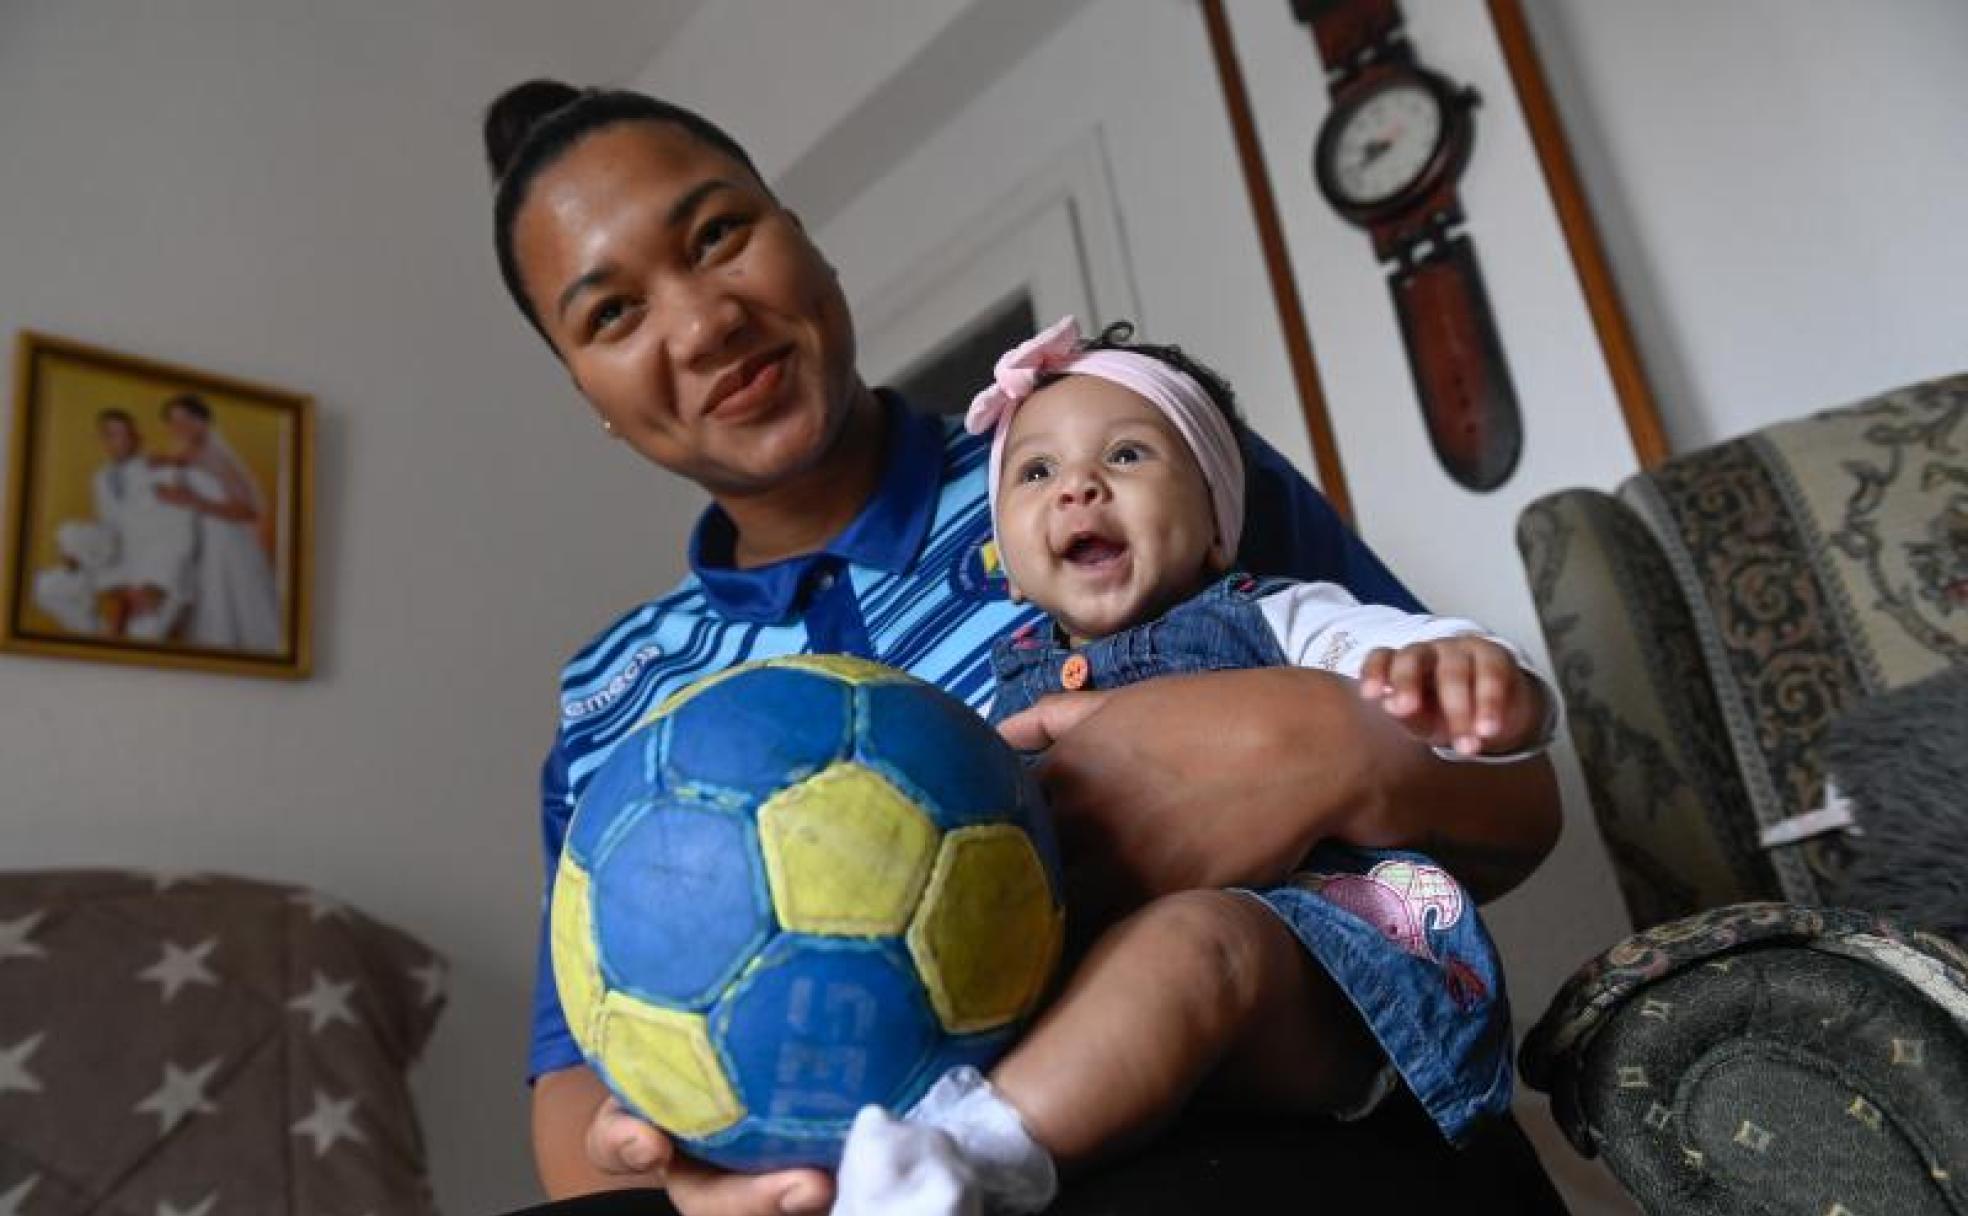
xmin=991 ymin=888 xmax=1380 ymax=1170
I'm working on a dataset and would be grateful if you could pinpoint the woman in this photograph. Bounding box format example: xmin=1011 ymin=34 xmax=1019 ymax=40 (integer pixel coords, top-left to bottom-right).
xmin=484 ymin=81 xmax=1561 ymax=1216
xmin=154 ymin=393 xmax=282 ymax=653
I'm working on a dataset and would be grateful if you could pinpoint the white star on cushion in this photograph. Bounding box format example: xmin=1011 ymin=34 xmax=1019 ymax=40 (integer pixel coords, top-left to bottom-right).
xmin=133 ymin=1058 xmax=221 ymax=1133
xmin=289 ymin=890 xmax=347 ymax=922
xmin=291 ymin=1088 xmax=365 ymax=1158
xmin=0 ymin=1032 xmax=44 ymax=1095
xmin=138 ymin=938 xmax=219 ymax=1003
xmin=409 ymin=957 xmax=447 ymax=1007
xmin=288 ymin=971 xmax=358 ymax=1034
xmin=156 ymin=1191 xmax=217 ymax=1216
xmin=0 ymin=1175 xmax=36 ymax=1216
xmin=0 ymin=912 xmax=47 ymax=964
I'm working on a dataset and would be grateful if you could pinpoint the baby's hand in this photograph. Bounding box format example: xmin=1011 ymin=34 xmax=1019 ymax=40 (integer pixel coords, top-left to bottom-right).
xmin=1358 ymin=637 xmax=1544 ymax=757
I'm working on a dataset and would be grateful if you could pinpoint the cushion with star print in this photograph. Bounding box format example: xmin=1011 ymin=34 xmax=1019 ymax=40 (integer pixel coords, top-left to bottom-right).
xmin=0 ymin=870 xmax=445 ymax=1216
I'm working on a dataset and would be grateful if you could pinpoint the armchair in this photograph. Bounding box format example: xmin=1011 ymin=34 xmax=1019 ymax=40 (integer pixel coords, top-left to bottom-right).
xmin=1515 ymin=374 xmax=1968 ymax=1214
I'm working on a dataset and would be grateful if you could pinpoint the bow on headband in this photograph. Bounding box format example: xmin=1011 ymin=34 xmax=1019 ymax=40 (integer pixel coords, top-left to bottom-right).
xmin=963 ymin=316 xmax=1246 ymax=562
xmin=963 ymin=315 xmax=1083 ymax=439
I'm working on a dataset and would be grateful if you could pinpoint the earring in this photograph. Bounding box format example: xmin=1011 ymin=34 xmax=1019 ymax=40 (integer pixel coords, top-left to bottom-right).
xmin=600 ymin=417 xmax=617 ymax=436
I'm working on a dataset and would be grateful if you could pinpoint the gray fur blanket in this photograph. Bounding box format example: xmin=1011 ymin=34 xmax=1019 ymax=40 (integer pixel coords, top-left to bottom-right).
xmin=1826 ymin=663 xmax=1968 ymax=946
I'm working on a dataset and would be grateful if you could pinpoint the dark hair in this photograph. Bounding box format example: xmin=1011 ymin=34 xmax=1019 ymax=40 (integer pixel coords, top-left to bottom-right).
xmin=1037 ymin=320 xmax=1247 ymax=445
xmin=483 ymin=80 xmax=765 ymax=340
xmin=96 ymin=408 xmax=136 ymax=430
xmin=161 ymin=393 xmax=212 ymax=423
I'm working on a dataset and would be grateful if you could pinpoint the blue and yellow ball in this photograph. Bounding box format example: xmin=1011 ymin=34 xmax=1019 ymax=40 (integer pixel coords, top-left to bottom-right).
xmin=550 ymin=655 xmax=1065 ymax=1171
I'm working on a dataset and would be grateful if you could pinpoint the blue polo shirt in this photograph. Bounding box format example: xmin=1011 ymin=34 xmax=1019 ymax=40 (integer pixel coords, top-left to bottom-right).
xmin=527 ymin=395 xmax=1422 ymax=1080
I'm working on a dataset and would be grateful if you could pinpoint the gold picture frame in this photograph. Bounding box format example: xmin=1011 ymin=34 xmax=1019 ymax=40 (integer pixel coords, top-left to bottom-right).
xmin=3 ymin=331 xmax=314 ymax=678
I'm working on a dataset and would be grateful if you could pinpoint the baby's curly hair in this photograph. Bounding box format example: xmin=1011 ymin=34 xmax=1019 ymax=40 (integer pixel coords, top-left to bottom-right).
xmin=1035 ymin=321 xmax=1246 ymax=455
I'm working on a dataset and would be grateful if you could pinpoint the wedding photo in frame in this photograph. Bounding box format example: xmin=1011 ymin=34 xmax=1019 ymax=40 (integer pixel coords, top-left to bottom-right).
xmin=2 ymin=331 xmax=314 ymax=678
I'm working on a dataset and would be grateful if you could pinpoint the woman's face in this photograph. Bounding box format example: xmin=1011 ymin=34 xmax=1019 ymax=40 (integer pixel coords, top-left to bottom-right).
xmin=512 ymin=122 xmax=862 ymax=496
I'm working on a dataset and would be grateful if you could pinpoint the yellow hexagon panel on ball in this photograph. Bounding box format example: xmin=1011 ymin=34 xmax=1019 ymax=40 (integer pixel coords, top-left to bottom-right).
xmin=909 ymin=825 xmax=1064 ymax=1034
xmin=762 ymin=652 xmax=907 ymax=686
xmin=595 ymin=993 xmax=746 ymax=1140
xmin=548 ymin=857 xmax=604 ymax=1047
xmin=760 ymin=763 xmax=938 ymax=936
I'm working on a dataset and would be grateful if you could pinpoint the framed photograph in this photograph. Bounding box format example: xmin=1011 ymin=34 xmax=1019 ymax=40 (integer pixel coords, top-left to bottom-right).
xmin=3 ymin=331 xmax=314 ymax=678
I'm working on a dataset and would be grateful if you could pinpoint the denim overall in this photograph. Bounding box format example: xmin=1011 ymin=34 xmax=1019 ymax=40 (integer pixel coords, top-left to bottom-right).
xmin=990 ymin=575 xmax=1513 ymax=1142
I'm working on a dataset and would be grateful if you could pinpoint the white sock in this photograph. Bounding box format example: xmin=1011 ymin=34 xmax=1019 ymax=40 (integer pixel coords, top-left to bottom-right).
xmin=833 ymin=1106 xmax=980 ymax=1216
xmin=832 ymin=1068 xmax=1057 ymax=1215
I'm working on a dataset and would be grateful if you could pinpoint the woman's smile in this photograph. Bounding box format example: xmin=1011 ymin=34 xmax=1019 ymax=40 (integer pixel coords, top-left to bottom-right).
xmin=702 ymin=346 xmax=793 ymax=423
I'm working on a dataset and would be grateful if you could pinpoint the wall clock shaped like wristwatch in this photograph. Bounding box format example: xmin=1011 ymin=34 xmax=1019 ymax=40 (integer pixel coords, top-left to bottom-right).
xmin=1292 ymin=0 xmax=1522 ymax=492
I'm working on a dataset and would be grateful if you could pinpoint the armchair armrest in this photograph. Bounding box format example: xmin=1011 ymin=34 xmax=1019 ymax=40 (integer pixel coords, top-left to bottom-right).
xmin=1517 ymin=490 xmax=1776 ymax=926
xmin=1522 ymin=902 xmax=1968 ymax=1215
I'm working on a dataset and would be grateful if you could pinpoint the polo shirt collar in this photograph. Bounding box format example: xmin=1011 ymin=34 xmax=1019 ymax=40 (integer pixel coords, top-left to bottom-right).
xmin=688 ymin=394 xmax=946 ymax=624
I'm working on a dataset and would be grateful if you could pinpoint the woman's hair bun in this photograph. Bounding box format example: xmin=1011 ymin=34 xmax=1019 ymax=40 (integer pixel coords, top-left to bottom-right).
xmin=483 ymin=79 xmax=583 ymax=181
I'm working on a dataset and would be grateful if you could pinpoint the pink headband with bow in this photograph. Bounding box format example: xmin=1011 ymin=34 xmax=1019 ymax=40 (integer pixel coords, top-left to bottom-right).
xmin=963 ymin=316 xmax=1245 ymax=557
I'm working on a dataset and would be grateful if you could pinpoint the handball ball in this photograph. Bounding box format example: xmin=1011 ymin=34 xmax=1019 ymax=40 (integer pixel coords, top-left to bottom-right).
xmin=550 ymin=655 xmax=1065 ymax=1171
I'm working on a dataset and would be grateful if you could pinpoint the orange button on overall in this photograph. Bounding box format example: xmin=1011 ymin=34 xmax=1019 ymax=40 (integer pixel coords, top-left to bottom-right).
xmin=1060 ymin=654 xmax=1090 ymax=691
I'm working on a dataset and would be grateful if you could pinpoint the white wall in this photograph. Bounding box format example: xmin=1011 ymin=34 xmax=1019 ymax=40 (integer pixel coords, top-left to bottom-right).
xmin=0 ymin=5 xmax=700 ymax=1212
xmin=1521 ymin=0 xmax=1968 ymax=451
xmin=632 ymin=0 xmax=974 ymax=183
xmin=816 ymin=0 xmax=1314 ymax=468
xmin=1224 ymin=0 xmax=1640 ymax=1025
xmin=1209 ymin=0 xmax=1968 ymax=1030
xmin=796 ymin=2 xmax=1645 ymax=1207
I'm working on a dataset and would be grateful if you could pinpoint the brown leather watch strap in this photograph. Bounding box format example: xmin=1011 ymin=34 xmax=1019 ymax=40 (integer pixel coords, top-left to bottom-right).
xmin=1291 ymin=0 xmax=1404 ymax=72
xmin=1391 ymin=235 xmax=1523 ymax=490
xmin=1297 ymin=0 xmax=1524 ymax=491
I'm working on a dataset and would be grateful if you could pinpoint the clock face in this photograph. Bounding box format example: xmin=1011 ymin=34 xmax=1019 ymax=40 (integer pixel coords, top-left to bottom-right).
xmin=1325 ymin=81 xmax=1445 ymax=206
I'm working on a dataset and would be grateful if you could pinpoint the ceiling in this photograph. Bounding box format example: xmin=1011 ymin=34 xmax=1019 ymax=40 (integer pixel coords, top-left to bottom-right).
xmin=434 ymin=0 xmax=708 ymax=86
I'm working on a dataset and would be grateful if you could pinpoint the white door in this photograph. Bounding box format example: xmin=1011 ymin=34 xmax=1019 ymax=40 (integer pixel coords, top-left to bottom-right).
xmin=816 ymin=0 xmax=1314 ymax=477
xmin=855 ymin=133 xmax=1140 ymax=416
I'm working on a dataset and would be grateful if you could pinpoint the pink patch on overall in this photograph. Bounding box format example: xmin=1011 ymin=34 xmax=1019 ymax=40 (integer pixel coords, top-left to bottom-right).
xmin=1302 ymin=860 xmax=1465 ymax=963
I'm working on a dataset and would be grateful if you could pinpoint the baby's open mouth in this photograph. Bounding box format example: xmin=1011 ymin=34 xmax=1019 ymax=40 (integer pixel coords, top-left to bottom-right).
xmin=1063 ymin=533 xmax=1127 ymax=566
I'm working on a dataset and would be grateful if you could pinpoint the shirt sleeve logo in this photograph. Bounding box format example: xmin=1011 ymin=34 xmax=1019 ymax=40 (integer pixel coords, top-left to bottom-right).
xmin=562 ymin=644 xmax=665 ymax=721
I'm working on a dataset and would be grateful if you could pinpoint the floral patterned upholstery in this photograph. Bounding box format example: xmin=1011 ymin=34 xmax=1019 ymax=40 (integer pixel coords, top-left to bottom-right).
xmin=1514 ymin=375 xmax=1968 ymax=1214
xmin=1520 ymin=374 xmax=1968 ymax=925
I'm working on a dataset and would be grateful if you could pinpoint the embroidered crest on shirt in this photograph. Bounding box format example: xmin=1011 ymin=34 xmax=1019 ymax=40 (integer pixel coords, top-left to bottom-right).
xmin=949 ymin=536 xmax=1013 ymax=602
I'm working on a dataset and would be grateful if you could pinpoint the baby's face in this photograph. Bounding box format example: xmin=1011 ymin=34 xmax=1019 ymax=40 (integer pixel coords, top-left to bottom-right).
xmin=996 ymin=375 xmax=1225 ymax=644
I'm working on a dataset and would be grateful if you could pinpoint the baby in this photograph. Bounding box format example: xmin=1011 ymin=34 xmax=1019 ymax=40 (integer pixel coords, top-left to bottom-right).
xmin=831 ymin=317 xmax=1557 ymax=1214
